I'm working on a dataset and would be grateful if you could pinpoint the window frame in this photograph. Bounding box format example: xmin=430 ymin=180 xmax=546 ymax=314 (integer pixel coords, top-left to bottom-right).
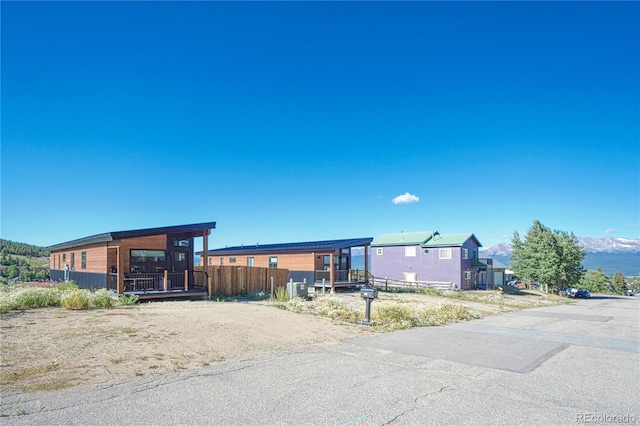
xmin=439 ymin=248 xmax=452 ymax=260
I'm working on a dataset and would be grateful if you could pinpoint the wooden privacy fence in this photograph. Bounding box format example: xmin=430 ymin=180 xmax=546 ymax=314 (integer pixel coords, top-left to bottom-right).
xmin=194 ymin=265 xmax=290 ymax=297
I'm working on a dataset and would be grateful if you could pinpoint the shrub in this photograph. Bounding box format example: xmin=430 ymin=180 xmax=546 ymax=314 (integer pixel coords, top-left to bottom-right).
xmin=60 ymin=289 xmax=91 ymax=310
xmin=91 ymin=289 xmax=115 ymax=309
xmin=117 ymin=294 xmax=139 ymax=306
xmin=247 ymin=290 xmax=269 ymax=301
xmin=274 ymin=286 xmax=289 ymax=302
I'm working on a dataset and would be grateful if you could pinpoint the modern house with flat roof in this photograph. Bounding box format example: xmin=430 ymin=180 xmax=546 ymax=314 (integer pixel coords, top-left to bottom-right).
xmin=200 ymin=237 xmax=373 ymax=292
xmin=48 ymin=221 xmax=216 ymax=299
xmin=370 ymin=231 xmax=484 ymax=290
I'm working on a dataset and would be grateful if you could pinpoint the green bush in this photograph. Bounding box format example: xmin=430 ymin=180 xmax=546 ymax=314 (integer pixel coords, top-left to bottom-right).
xmin=60 ymin=289 xmax=91 ymax=310
xmin=116 ymin=294 xmax=139 ymax=306
xmin=274 ymin=286 xmax=289 ymax=302
xmin=91 ymin=289 xmax=115 ymax=309
xmin=247 ymin=290 xmax=269 ymax=301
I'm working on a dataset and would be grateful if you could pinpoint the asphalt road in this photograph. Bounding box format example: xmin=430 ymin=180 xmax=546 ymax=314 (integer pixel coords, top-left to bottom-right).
xmin=1 ymin=295 xmax=638 ymax=425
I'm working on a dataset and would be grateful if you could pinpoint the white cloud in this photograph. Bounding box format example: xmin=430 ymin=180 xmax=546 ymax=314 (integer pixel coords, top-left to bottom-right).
xmin=605 ymin=228 xmax=616 ymax=235
xmin=392 ymin=192 xmax=420 ymax=205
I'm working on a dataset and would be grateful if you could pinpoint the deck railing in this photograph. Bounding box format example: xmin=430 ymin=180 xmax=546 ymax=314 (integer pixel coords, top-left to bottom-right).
xmin=314 ymin=269 xmax=369 ymax=283
xmin=123 ymin=273 xmax=164 ymax=292
xmin=370 ymin=275 xmax=454 ymax=291
xmin=122 ymin=271 xmax=193 ymax=293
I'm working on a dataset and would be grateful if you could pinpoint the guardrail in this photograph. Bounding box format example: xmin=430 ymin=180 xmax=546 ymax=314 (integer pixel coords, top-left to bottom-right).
xmin=370 ymin=275 xmax=454 ymax=291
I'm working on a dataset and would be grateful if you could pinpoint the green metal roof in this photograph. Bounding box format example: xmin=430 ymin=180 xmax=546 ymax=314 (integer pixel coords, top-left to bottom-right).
xmin=371 ymin=231 xmax=438 ymax=247
xmin=422 ymin=233 xmax=482 ymax=248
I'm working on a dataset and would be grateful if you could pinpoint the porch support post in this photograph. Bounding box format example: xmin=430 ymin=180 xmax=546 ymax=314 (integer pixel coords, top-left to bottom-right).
xmin=364 ymin=243 xmax=370 ymax=283
xmin=329 ymin=252 xmax=335 ymax=294
xmin=184 ymin=269 xmax=189 ymax=291
xmin=202 ymin=231 xmax=209 ymax=268
xmin=163 ymin=270 xmax=168 ymax=292
xmin=116 ymin=246 xmax=123 ymax=295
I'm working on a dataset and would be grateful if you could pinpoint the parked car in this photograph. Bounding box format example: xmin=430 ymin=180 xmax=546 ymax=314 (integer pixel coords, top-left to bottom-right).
xmin=574 ymin=289 xmax=591 ymax=298
xmin=564 ymin=288 xmax=577 ymax=297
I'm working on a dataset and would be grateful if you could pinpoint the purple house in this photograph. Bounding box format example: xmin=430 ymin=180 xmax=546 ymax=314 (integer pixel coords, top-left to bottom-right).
xmin=370 ymin=231 xmax=484 ymax=290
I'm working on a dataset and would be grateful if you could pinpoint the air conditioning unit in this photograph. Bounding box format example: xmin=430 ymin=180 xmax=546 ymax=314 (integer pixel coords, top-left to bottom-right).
xmin=287 ymin=281 xmax=308 ymax=299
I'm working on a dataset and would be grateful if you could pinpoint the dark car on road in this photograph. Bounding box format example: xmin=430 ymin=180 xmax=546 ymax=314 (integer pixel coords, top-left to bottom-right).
xmin=574 ymin=289 xmax=591 ymax=298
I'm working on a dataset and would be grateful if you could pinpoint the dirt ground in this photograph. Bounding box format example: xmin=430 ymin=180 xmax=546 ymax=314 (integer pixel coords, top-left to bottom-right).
xmin=0 ymin=298 xmax=377 ymax=393
xmin=0 ymin=290 xmax=563 ymax=393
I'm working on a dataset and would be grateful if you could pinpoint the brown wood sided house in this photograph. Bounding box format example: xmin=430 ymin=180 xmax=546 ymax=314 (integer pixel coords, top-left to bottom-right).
xmin=200 ymin=238 xmax=373 ymax=292
xmin=48 ymin=222 xmax=216 ymax=300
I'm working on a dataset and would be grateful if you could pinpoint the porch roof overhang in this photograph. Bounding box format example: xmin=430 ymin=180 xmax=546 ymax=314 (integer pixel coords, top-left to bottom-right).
xmin=201 ymin=237 xmax=373 ymax=256
xmin=48 ymin=221 xmax=217 ymax=252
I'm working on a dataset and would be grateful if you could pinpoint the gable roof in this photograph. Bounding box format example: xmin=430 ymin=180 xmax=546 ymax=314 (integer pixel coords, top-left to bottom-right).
xmin=203 ymin=237 xmax=373 ymax=256
xmin=422 ymin=233 xmax=482 ymax=248
xmin=48 ymin=221 xmax=217 ymax=251
xmin=371 ymin=231 xmax=438 ymax=247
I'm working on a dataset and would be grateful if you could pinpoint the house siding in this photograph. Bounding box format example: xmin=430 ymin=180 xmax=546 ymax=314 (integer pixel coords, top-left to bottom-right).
xmin=371 ymin=237 xmax=482 ymax=290
xmin=371 ymin=245 xmax=463 ymax=288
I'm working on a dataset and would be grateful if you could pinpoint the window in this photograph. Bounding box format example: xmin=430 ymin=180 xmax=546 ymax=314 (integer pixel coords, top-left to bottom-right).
xmin=405 ymin=246 xmax=416 ymax=257
xmin=247 ymin=257 xmax=255 ymax=267
xmin=220 ymin=258 xmax=224 ymax=265
xmin=173 ymin=239 xmax=190 ymax=247
xmin=71 ymin=253 xmax=75 ymax=270
xmin=462 ymin=248 xmax=468 ymax=259
xmin=130 ymin=250 xmax=166 ymax=273
xmin=464 ymin=271 xmax=471 ymax=280
xmin=376 ymin=248 xmax=383 ymax=256
xmin=63 ymin=253 xmax=66 ymax=262
xmin=439 ymin=248 xmax=452 ymax=260
xmin=269 ymin=256 xmax=278 ymax=268
xmin=81 ymin=251 xmax=87 ymax=269
xmin=229 ymin=257 xmax=236 ymax=264
xmin=208 ymin=257 xmax=213 ymax=266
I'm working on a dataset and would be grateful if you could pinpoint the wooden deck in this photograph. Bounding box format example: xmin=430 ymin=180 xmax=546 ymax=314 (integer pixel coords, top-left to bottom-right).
xmin=313 ymin=280 xmax=367 ymax=290
xmin=123 ymin=288 xmax=208 ymax=301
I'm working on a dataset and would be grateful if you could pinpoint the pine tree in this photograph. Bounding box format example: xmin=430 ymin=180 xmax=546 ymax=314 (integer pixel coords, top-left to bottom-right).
xmin=511 ymin=220 xmax=585 ymax=293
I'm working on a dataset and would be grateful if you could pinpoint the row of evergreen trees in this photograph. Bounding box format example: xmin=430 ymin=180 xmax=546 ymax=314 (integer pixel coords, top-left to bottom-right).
xmin=510 ymin=220 xmax=634 ymax=294
xmin=0 ymin=239 xmax=49 ymax=258
xmin=0 ymin=239 xmax=50 ymax=282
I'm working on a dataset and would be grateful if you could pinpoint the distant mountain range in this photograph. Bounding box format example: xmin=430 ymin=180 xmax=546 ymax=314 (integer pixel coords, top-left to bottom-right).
xmin=482 ymin=237 xmax=640 ymax=277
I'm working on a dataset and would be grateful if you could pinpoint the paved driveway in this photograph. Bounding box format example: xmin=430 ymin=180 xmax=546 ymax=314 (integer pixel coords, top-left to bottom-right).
xmin=2 ymin=295 xmax=638 ymax=425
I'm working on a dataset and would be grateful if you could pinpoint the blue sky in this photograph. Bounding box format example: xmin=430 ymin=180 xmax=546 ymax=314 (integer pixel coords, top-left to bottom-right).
xmin=2 ymin=1 xmax=639 ymax=251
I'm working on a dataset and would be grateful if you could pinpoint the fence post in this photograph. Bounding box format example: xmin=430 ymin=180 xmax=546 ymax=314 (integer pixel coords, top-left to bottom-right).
xmin=184 ymin=269 xmax=188 ymax=291
xmin=270 ymin=276 xmax=274 ymax=299
xmin=164 ymin=270 xmax=168 ymax=292
xmin=385 ymin=277 xmax=388 ymax=291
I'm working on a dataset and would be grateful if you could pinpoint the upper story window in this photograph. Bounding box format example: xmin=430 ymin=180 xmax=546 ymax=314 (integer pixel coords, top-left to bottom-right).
xmin=439 ymin=248 xmax=452 ymax=260
xmin=70 ymin=252 xmax=75 ymax=270
xmin=376 ymin=248 xmax=383 ymax=256
xmin=462 ymin=248 xmax=468 ymax=259
xmin=405 ymin=246 xmax=416 ymax=257
xmin=173 ymin=239 xmax=190 ymax=247
xmin=81 ymin=251 xmax=87 ymax=269
xmin=269 ymin=256 xmax=278 ymax=268
xmin=247 ymin=257 xmax=255 ymax=267
xmin=229 ymin=257 xmax=236 ymax=264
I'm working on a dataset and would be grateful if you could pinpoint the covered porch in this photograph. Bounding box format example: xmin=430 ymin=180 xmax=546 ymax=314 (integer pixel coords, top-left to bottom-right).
xmin=105 ymin=222 xmax=216 ymax=300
